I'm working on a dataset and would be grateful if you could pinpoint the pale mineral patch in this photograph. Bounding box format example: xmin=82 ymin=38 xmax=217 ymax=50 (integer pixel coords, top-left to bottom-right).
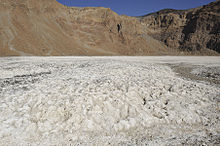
xmin=0 ymin=56 xmax=219 ymax=145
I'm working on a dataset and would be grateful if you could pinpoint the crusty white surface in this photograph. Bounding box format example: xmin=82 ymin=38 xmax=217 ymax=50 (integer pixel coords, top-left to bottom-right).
xmin=0 ymin=57 xmax=219 ymax=145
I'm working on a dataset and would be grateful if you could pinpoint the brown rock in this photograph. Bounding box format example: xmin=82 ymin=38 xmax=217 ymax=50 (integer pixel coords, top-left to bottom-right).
xmin=140 ymin=0 xmax=220 ymax=55
xmin=0 ymin=0 xmax=219 ymax=56
xmin=0 ymin=0 xmax=174 ymax=56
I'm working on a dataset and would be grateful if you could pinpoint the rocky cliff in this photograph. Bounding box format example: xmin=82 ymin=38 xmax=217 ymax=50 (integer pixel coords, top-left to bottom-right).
xmin=0 ymin=0 xmax=219 ymax=56
xmin=0 ymin=0 xmax=174 ymax=56
xmin=140 ymin=0 xmax=220 ymax=55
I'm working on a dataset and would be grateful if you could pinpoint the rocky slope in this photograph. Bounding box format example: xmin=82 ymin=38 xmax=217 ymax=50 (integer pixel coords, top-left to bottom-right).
xmin=140 ymin=0 xmax=220 ymax=55
xmin=0 ymin=0 xmax=219 ymax=56
xmin=0 ymin=0 xmax=174 ymax=56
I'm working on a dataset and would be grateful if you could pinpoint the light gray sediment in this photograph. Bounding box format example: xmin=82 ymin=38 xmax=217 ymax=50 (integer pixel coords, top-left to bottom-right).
xmin=0 ymin=57 xmax=219 ymax=145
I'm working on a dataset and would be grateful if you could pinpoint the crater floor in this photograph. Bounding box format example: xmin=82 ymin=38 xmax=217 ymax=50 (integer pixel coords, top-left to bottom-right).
xmin=0 ymin=56 xmax=219 ymax=145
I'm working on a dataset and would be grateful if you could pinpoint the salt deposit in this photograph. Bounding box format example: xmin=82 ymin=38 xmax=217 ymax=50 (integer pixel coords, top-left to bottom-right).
xmin=0 ymin=57 xmax=219 ymax=145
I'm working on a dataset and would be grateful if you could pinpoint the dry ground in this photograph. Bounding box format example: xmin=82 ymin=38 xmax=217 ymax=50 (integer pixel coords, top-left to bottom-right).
xmin=0 ymin=56 xmax=219 ymax=145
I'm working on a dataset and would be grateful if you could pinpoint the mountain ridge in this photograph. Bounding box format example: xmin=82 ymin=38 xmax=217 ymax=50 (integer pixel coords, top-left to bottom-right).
xmin=0 ymin=0 xmax=219 ymax=56
xmin=140 ymin=0 xmax=220 ymax=54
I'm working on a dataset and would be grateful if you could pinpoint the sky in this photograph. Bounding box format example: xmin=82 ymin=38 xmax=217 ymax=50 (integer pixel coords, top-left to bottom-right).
xmin=56 ymin=0 xmax=216 ymax=16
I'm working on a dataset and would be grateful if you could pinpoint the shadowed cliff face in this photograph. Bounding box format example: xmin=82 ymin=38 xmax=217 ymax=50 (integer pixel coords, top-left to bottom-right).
xmin=0 ymin=0 xmax=219 ymax=56
xmin=0 ymin=0 xmax=174 ymax=56
xmin=140 ymin=0 xmax=220 ymax=55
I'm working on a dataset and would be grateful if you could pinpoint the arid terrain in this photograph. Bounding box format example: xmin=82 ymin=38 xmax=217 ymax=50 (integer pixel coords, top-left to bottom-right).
xmin=0 ymin=0 xmax=219 ymax=56
xmin=0 ymin=0 xmax=220 ymax=145
xmin=0 ymin=57 xmax=219 ymax=145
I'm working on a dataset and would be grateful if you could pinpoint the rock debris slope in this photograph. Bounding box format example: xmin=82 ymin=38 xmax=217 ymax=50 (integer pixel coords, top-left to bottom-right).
xmin=0 ymin=0 xmax=172 ymax=56
xmin=0 ymin=0 xmax=219 ymax=56
xmin=140 ymin=0 xmax=220 ymax=55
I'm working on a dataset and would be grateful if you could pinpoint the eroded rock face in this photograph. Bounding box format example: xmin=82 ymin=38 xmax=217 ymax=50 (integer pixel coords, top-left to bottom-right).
xmin=0 ymin=0 xmax=219 ymax=56
xmin=0 ymin=0 xmax=173 ymax=56
xmin=140 ymin=0 xmax=220 ymax=55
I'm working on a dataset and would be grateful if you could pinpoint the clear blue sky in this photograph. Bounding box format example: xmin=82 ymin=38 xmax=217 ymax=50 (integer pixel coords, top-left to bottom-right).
xmin=56 ymin=0 xmax=216 ymax=16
